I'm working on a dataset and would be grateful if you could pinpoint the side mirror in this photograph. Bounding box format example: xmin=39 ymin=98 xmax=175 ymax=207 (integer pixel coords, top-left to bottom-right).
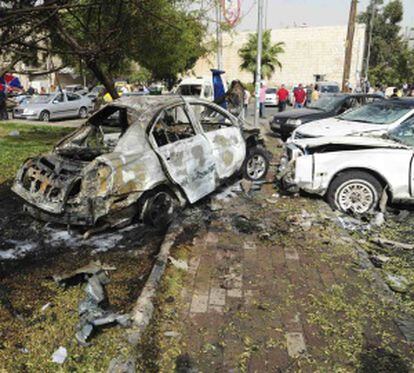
xmin=52 ymin=100 xmax=59 ymax=104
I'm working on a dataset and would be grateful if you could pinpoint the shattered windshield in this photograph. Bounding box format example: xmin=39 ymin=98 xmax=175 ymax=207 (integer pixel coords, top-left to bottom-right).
xmin=337 ymin=102 xmax=412 ymax=124
xmin=388 ymin=117 xmax=414 ymax=147
xmin=56 ymin=107 xmax=129 ymax=161
xmin=308 ymin=95 xmax=344 ymax=112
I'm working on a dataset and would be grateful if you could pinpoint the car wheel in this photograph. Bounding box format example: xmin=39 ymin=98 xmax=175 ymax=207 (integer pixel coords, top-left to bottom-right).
xmin=78 ymin=106 xmax=88 ymax=119
xmin=39 ymin=111 xmax=50 ymax=122
xmin=243 ymin=146 xmax=269 ymax=181
xmin=142 ymin=189 xmax=178 ymax=228
xmin=327 ymin=170 xmax=383 ymax=214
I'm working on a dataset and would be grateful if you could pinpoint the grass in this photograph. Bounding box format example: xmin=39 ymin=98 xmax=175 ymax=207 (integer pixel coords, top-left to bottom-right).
xmin=0 ymin=122 xmax=73 ymax=183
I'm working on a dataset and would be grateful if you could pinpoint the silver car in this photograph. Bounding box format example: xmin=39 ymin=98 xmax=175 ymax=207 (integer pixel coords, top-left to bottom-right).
xmin=17 ymin=92 xmax=92 ymax=122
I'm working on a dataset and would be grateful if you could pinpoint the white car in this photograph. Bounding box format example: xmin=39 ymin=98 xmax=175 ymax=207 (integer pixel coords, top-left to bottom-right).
xmin=291 ymin=99 xmax=414 ymax=140
xmin=265 ymin=88 xmax=278 ymax=106
xmin=175 ymin=77 xmax=215 ymax=101
xmin=279 ymin=115 xmax=414 ymax=214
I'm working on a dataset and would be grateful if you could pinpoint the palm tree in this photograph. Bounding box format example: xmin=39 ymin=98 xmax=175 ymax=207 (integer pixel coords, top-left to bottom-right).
xmin=238 ymin=30 xmax=285 ymax=83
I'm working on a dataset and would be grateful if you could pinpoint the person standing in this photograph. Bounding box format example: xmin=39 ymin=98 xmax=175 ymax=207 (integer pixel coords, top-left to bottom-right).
xmin=293 ymin=84 xmax=306 ymax=108
xmin=259 ymin=81 xmax=267 ymax=118
xmin=277 ymin=84 xmax=289 ymax=112
xmin=243 ymin=88 xmax=251 ymax=118
xmin=311 ymin=84 xmax=320 ymax=102
xmin=0 ymin=91 xmax=8 ymax=120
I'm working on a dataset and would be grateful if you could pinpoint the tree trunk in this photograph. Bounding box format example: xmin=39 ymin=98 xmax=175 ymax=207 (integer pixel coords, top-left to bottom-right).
xmin=86 ymin=60 xmax=119 ymax=100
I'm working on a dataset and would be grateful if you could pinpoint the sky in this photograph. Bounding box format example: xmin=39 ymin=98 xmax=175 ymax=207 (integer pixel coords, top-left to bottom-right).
xmin=236 ymin=0 xmax=414 ymax=32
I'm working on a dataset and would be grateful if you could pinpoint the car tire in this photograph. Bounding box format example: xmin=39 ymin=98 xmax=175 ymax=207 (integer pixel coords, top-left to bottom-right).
xmin=142 ymin=189 xmax=178 ymax=228
xmin=243 ymin=146 xmax=270 ymax=181
xmin=78 ymin=106 xmax=88 ymax=119
xmin=39 ymin=111 xmax=50 ymax=122
xmin=327 ymin=170 xmax=383 ymax=214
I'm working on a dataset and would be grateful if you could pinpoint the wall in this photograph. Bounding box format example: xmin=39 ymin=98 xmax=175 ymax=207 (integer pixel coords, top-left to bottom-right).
xmin=192 ymin=24 xmax=366 ymax=88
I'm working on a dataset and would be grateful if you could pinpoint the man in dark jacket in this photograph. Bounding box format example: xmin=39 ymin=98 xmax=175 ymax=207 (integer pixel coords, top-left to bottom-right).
xmin=0 ymin=91 xmax=8 ymax=120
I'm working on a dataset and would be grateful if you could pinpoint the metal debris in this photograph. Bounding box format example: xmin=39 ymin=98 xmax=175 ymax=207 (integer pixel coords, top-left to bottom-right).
xmin=386 ymin=274 xmax=410 ymax=294
xmin=52 ymin=261 xmax=130 ymax=345
xmin=369 ymin=255 xmax=391 ymax=268
xmin=371 ymin=238 xmax=414 ymax=251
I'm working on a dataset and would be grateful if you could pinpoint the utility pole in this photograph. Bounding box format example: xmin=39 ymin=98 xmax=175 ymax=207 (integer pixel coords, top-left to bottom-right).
xmin=364 ymin=0 xmax=376 ymax=89
xmin=342 ymin=0 xmax=358 ymax=92
xmin=254 ymin=0 xmax=264 ymax=127
xmin=216 ymin=1 xmax=223 ymax=70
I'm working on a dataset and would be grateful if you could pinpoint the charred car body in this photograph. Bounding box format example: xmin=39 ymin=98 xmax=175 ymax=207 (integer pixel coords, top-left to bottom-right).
xmin=13 ymin=96 xmax=269 ymax=227
xmin=279 ymin=115 xmax=414 ymax=214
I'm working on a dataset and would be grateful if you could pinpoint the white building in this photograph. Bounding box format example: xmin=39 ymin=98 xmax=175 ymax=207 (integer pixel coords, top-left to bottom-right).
xmin=192 ymin=24 xmax=367 ymax=88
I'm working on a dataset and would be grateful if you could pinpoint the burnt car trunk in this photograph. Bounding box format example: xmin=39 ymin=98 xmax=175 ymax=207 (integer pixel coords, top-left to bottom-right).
xmin=12 ymin=155 xmax=89 ymax=215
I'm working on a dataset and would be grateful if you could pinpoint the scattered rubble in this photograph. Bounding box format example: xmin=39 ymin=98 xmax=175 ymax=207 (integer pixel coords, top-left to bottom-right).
xmin=371 ymin=237 xmax=414 ymax=251
xmin=369 ymin=255 xmax=391 ymax=268
xmin=8 ymin=130 xmax=20 ymax=138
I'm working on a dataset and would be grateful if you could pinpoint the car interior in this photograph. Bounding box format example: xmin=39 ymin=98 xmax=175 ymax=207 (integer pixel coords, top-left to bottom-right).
xmin=152 ymin=105 xmax=196 ymax=147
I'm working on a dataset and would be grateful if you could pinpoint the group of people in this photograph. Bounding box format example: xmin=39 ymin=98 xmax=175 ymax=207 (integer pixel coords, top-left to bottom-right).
xmin=258 ymin=82 xmax=320 ymax=117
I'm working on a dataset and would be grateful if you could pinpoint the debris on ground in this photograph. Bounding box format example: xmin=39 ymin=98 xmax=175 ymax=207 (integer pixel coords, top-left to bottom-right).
xmin=371 ymin=237 xmax=414 ymax=251
xmin=385 ymin=274 xmax=410 ymax=294
xmin=266 ymin=193 xmax=280 ymax=204
xmin=52 ymin=260 xmax=116 ymax=287
xmin=51 ymin=346 xmax=67 ymax=364
xmin=369 ymin=254 xmax=391 ymax=268
xmin=232 ymin=214 xmax=262 ymax=234
xmin=286 ymin=209 xmax=315 ymax=231
xmin=337 ymin=214 xmax=371 ymax=233
xmin=52 ymin=261 xmax=130 ymax=345
xmin=240 ymin=180 xmax=253 ymax=194
xmin=168 ymin=257 xmax=188 ymax=271
xmin=372 ymin=212 xmax=385 ymax=227
xmin=8 ymin=130 xmax=20 ymax=138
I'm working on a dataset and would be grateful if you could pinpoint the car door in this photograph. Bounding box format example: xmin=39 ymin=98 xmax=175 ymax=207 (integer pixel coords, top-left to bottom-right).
xmin=66 ymin=92 xmax=82 ymax=117
xmin=49 ymin=93 xmax=66 ymax=119
xmin=190 ymin=102 xmax=246 ymax=180
xmin=149 ymin=103 xmax=217 ymax=203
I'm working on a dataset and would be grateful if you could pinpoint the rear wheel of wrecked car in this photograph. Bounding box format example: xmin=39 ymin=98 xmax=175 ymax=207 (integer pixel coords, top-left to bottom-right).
xmin=142 ymin=189 xmax=178 ymax=228
xmin=327 ymin=171 xmax=383 ymax=214
xmin=243 ymin=147 xmax=269 ymax=181
xmin=40 ymin=110 xmax=50 ymax=122
xmin=78 ymin=106 xmax=88 ymax=119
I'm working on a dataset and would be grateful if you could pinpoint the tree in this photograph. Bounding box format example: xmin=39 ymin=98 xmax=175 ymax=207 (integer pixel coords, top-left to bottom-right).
xmin=358 ymin=0 xmax=414 ymax=86
xmin=0 ymin=0 xmax=207 ymax=97
xmin=238 ymin=30 xmax=285 ymax=83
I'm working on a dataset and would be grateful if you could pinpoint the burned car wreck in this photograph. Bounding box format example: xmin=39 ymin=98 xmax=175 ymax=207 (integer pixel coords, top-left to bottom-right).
xmin=13 ymin=96 xmax=269 ymax=227
xmin=279 ymin=115 xmax=414 ymax=214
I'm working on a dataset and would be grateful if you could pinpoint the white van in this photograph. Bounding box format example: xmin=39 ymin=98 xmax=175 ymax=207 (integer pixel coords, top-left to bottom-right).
xmin=176 ymin=77 xmax=214 ymax=101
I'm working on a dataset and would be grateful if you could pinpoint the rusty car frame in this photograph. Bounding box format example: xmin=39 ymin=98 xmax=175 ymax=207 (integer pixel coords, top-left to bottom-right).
xmin=12 ymin=96 xmax=269 ymax=228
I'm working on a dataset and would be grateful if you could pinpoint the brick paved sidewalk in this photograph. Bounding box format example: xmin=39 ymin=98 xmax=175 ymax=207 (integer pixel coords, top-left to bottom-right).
xmin=146 ymin=179 xmax=414 ymax=372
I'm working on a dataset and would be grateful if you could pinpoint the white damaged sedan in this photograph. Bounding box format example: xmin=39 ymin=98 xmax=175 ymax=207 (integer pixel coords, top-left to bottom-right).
xmin=279 ymin=116 xmax=414 ymax=214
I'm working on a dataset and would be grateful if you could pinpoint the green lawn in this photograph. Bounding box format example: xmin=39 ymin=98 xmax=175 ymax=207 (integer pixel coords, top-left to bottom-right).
xmin=0 ymin=122 xmax=73 ymax=183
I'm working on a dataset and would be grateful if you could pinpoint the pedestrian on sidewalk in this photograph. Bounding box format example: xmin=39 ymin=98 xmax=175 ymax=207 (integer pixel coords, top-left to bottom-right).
xmin=293 ymin=84 xmax=306 ymax=108
xmin=311 ymin=84 xmax=320 ymax=102
xmin=259 ymin=81 xmax=267 ymax=118
xmin=243 ymin=88 xmax=251 ymax=118
xmin=277 ymin=84 xmax=289 ymax=112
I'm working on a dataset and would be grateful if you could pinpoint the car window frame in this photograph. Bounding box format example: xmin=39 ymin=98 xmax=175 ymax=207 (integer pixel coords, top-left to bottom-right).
xmin=189 ymin=101 xmax=239 ymax=133
xmin=148 ymin=103 xmax=199 ymax=149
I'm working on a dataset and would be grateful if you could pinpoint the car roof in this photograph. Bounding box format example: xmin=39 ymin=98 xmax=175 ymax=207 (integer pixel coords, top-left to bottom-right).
xmin=108 ymin=95 xmax=224 ymax=129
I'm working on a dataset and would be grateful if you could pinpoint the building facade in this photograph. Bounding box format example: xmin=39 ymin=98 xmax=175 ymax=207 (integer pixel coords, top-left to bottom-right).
xmin=192 ymin=24 xmax=366 ymax=88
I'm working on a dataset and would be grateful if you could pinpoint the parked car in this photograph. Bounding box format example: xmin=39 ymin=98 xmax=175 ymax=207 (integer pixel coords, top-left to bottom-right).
xmin=12 ymin=96 xmax=269 ymax=228
xmin=291 ymin=98 xmax=414 ymax=140
xmin=278 ymin=115 xmax=414 ymax=214
xmin=317 ymin=81 xmax=340 ymax=94
xmin=265 ymin=88 xmax=278 ymax=106
xmin=11 ymin=95 xmax=32 ymax=119
xmin=17 ymin=92 xmax=92 ymax=122
xmin=175 ymin=77 xmax=215 ymax=101
xmin=271 ymin=93 xmax=384 ymax=141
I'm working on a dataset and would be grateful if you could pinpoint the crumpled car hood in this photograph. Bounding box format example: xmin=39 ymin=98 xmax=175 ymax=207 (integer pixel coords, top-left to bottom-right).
xmin=292 ymin=135 xmax=410 ymax=150
xmin=295 ymin=117 xmax=388 ymax=137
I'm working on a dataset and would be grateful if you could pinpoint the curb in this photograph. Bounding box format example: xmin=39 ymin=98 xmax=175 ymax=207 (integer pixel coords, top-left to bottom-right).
xmin=127 ymin=221 xmax=183 ymax=346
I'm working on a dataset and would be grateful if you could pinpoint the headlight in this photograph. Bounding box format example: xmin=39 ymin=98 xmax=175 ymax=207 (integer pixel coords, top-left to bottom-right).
xmin=286 ymin=119 xmax=302 ymax=126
